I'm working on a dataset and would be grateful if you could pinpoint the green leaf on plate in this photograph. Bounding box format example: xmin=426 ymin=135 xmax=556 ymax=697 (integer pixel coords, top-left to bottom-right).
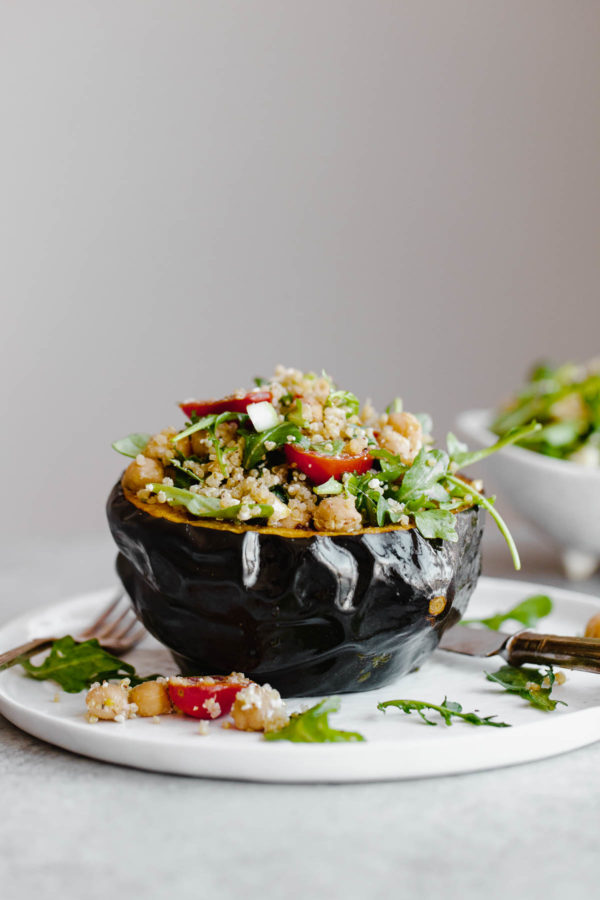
xmin=485 ymin=664 xmax=566 ymax=711
xmin=462 ymin=594 xmax=553 ymax=631
xmin=264 ymin=696 xmax=365 ymax=743
xmin=378 ymin=696 xmax=510 ymax=727
xmin=17 ymin=636 xmax=139 ymax=693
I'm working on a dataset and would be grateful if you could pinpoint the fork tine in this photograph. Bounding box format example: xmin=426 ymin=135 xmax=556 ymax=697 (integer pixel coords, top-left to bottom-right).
xmin=102 ymin=627 xmax=147 ymax=654
xmin=75 ymin=590 xmax=147 ymax=653
xmin=125 ymin=627 xmax=147 ymax=648
xmin=78 ymin=590 xmax=123 ymax=639
xmin=94 ymin=607 xmax=130 ymax=641
xmin=110 ymin=614 xmax=141 ymax=642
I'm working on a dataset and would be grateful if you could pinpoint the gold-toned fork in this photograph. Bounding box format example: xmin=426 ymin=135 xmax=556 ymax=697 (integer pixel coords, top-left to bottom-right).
xmin=0 ymin=591 xmax=146 ymax=670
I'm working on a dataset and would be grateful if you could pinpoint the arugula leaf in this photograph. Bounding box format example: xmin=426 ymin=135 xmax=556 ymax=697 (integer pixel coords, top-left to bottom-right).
xmin=369 ymin=448 xmax=407 ymax=484
xmin=17 ymin=636 xmax=138 ymax=693
xmin=112 ymin=433 xmax=151 ymax=458
xmin=378 ymin=697 xmax=509 ymax=727
xmin=148 ymin=483 xmax=273 ymax=520
xmin=309 ymin=438 xmax=346 ymax=456
xmin=344 ymin=473 xmax=382 ymax=524
xmin=209 ymin=411 xmax=243 ymax=476
xmin=269 ymin=484 xmax=289 ymax=505
xmin=167 ymin=458 xmax=203 ymax=488
xmin=398 ymin=448 xmax=450 ymax=502
xmin=264 ymin=697 xmax=365 ymax=743
xmin=325 ymin=390 xmax=360 ymax=417
xmin=242 ymin=423 xmax=304 ymax=469
xmin=414 ymin=508 xmax=458 ymax=542
xmin=173 ymin=412 xmax=246 ymax=444
xmin=448 ymin=422 xmax=542 ymax=469
xmin=375 ymin=494 xmax=405 ymax=526
xmin=462 ymin=594 xmax=553 ymax=630
xmin=446 ymin=432 xmax=468 ymax=460
xmin=523 ymin=420 xmax=583 ymax=449
xmin=486 ymin=664 xmax=566 ymax=711
xmin=446 ymin=474 xmax=521 ymax=570
xmin=285 ymin=400 xmax=308 ymax=428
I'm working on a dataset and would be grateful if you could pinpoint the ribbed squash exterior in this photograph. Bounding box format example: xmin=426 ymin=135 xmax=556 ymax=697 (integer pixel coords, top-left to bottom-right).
xmin=107 ymin=481 xmax=483 ymax=696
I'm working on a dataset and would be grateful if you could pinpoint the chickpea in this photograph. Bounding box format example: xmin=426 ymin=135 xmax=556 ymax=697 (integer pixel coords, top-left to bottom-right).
xmin=86 ymin=683 xmax=134 ymax=721
xmin=378 ymin=412 xmax=423 ymax=464
xmin=585 ymin=612 xmax=600 ymax=638
xmin=313 ymin=495 xmax=363 ymax=533
xmin=129 ymin=680 xmax=172 ymax=717
xmin=191 ymin=430 xmax=211 ymax=456
xmin=145 ymin=428 xmax=191 ymax=463
xmin=231 ymin=683 xmax=289 ymax=733
xmin=122 ymin=455 xmax=164 ymax=493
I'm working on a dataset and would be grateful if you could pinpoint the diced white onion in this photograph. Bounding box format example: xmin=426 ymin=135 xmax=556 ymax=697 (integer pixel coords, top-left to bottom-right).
xmin=247 ymin=401 xmax=280 ymax=432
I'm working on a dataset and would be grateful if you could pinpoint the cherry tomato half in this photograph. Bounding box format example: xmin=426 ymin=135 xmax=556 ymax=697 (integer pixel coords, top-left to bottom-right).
xmin=180 ymin=391 xmax=272 ymax=420
xmin=284 ymin=444 xmax=373 ymax=485
xmin=168 ymin=674 xmax=251 ymax=720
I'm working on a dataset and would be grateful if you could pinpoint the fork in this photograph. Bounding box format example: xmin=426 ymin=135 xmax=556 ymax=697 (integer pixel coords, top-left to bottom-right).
xmin=0 ymin=591 xmax=147 ymax=670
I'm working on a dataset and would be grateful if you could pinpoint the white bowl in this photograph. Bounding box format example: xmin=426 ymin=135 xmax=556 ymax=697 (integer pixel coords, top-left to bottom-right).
xmin=457 ymin=409 xmax=600 ymax=579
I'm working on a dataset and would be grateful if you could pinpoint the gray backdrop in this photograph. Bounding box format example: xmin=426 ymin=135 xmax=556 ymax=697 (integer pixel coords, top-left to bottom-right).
xmin=2 ymin=1 xmax=599 ymax=538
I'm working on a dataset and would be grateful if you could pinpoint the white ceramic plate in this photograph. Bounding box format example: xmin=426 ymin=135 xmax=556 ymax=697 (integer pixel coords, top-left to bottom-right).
xmin=1 ymin=577 xmax=600 ymax=782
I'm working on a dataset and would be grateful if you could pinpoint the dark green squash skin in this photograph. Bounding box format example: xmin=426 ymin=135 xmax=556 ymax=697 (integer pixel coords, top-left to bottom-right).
xmin=107 ymin=482 xmax=483 ymax=697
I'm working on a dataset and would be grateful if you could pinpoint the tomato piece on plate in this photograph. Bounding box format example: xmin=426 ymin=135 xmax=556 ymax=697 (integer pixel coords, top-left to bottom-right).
xmin=284 ymin=444 xmax=373 ymax=485
xmin=168 ymin=674 xmax=251 ymax=719
xmin=180 ymin=391 xmax=272 ymax=419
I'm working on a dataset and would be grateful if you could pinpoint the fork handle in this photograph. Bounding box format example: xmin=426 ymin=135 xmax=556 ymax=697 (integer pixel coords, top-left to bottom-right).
xmin=506 ymin=631 xmax=600 ymax=674
xmin=0 ymin=637 xmax=56 ymax=671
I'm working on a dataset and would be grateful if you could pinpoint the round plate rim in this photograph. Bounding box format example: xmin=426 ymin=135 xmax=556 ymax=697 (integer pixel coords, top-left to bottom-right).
xmin=1 ymin=576 xmax=599 ymax=783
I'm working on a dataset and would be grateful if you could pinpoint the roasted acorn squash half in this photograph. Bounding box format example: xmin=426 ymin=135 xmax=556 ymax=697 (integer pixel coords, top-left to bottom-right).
xmin=107 ymin=481 xmax=483 ymax=697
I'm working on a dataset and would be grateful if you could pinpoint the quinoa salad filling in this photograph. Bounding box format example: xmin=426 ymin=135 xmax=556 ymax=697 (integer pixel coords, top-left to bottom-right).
xmin=113 ymin=364 xmax=533 ymax=556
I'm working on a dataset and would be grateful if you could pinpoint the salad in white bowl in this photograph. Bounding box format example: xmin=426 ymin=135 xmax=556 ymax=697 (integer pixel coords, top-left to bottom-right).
xmin=458 ymin=358 xmax=600 ymax=580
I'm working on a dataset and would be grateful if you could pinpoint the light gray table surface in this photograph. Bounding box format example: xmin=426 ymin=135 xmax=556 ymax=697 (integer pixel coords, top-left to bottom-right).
xmin=1 ymin=528 xmax=599 ymax=900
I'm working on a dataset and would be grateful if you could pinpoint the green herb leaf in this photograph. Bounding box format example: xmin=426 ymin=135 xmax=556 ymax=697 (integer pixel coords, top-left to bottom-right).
xmin=17 ymin=636 xmax=138 ymax=693
xmin=378 ymin=696 xmax=509 ymax=727
xmin=309 ymin=438 xmax=346 ymax=457
xmin=448 ymin=422 xmax=542 ymax=469
xmin=264 ymin=697 xmax=365 ymax=743
xmin=369 ymin=448 xmax=407 ymax=483
xmin=446 ymin=432 xmax=468 ymax=459
xmin=399 ymin=448 xmax=450 ymax=502
xmin=344 ymin=473 xmax=382 ymax=524
xmin=446 ymin=474 xmax=521 ymax=570
xmin=486 ymin=664 xmax=566 ymax=711
xmin=414 ymin=508 xmax=458 ymax=542
xmin=326 ymin=390 xmax=360 ymax=417
xmin=112 ymin=433 xmax=151 ymax=458
xmin=375 ymin=494 xmax=405 ymax=526
xmin=173 ymin=412 xmax=246 ymax=445
xmin=285 ymin=400 xmax=308 ymax=428
xmin=148 ymin=483 xmax=273 ymax=520
xmin=167 ymin=458 xmax=203 ymax=488
xmin=242 ymin=423 xmax=304 ymax=469
xmin=462 ymin=594 xmax=553 ymax=630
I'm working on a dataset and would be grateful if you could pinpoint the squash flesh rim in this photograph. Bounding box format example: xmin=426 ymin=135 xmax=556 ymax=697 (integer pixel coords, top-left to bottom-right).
xmin=122 ymin=480 xmax=473 ymax=539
